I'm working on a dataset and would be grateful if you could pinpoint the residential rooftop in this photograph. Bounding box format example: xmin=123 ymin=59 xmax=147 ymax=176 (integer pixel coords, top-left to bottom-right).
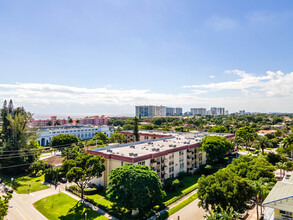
xmin=88 ymin=131 xmax=234 ymax=162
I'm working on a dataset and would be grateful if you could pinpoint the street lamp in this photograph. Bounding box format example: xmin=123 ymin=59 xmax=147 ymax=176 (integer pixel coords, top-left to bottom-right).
xmin=85 ymin=212 xmax=87 ymax=220
xmin=28 ymin=184 xmax=31 ymax=194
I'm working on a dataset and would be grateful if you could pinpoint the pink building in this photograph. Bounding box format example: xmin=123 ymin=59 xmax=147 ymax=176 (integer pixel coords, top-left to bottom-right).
xmin=28 ymin=115 xmax=110 ymax=127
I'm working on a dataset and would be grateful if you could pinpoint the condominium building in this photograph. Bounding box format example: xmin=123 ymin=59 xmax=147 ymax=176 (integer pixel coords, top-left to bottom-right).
xmin=211 ymin=107 xmax=225 ymax=115
xmin=191 ymin=108 xmax=206 ymax=116
xmin=135 ymin=106 xmax=183 ymax=117
xmin=88 ymin=130 xmax=234 ymax=186
xmin=37 ymin=125 xmax=114 ymax=146
xmin=28 ymin=115 xmax=110 ymax=127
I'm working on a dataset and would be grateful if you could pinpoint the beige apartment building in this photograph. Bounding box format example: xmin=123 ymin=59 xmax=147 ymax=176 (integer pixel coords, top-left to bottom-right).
xmin=88 ymin=130 xmax=234 ymax=186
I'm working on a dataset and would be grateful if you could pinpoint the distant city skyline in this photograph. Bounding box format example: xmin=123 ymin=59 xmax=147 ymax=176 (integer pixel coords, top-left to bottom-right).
xmin=1 ymin=1 xmax=293 ymax=114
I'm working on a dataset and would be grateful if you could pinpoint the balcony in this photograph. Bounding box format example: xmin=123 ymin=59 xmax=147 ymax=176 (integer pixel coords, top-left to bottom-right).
xmin=150 ymin=162 xmax=157 ymax=168
xmin=164 ymin=173 xmax=168 ymax=179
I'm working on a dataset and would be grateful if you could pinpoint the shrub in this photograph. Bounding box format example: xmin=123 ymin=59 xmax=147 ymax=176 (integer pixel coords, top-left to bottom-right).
xmin=177 ymin=171 xmax=187 ymax=180
xmin=36 ymin=170 xmax=43 ymax=177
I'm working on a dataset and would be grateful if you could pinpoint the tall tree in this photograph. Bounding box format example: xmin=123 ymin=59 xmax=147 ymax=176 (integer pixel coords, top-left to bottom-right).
xmin=106 ymin=164 xmax=166 ymax=214
xmin=50 ymin=134 xmax=79 ymax=148
xmin=282 ymin=134 xmax=293 ymax=158
xmin=200 ymin=135 xmax=233 ymax=163
xmin=133 ymin=117 xmax=140 ymax=141
xmin=110 ymin=132 xmax=127 ymax=144
xmin=197 ymin=169 xmax=254 ymax=213
xmin=235 ymin=126 xmax=256 ymax=150
xmin=64 ymin=153 xmax=105 ymax=199
xmin=0 ymin=103 xmax=38 ymax=174
xmin=254 ymin=135 xmax=272 ymax=154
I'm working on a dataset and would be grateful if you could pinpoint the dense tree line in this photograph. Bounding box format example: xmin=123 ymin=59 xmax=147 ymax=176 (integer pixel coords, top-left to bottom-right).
xmin=0 ymin=100 xmax=39 ymax=174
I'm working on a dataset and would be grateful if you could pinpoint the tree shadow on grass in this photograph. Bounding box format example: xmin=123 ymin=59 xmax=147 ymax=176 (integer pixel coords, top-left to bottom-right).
xmin=59 ymin=202 xmax=101 ymax=220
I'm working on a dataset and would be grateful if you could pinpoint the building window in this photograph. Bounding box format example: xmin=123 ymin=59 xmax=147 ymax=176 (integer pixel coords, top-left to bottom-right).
xmin=138 ymin=161 xmax=145 ymax=165
xmin=280 ymin=210 xmax=292 ymax=216
xmin=179 ymin=150 xmax=184 ymax=156
xmin=180 ymin=163 xmax=184 ymax=169
xmin=121 ymin=161 xmax=124 ymax=166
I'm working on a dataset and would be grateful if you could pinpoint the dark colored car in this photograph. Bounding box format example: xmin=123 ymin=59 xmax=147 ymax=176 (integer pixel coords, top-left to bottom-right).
xmin=59 ymin=177 xmax=67 ymax=183
xmin=4 ymin=186 xmax=13 ymax=193
xmin=0 ymin=179 xmax=3 ymax=183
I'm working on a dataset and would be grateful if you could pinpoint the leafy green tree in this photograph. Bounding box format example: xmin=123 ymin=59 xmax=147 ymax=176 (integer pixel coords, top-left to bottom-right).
xmin=282 ymin=134 xmax=293 ymax=158
xmin=266 ymin=152 xmax=288 ymax=165
xmin=110 ymin=132 xmax=127 ymax=144
xmin=61 ymin=145 xmax=85 ymax=160
xmin=64 ymin=153 xmax=105 ymax=199
xmin=106 ymin=164 xmax=166 ymax=214
xmin=0 ymin=102 xmax=38 ymax=174
xmin=207 ymin=125 xmax=228 ymax=133
xmin=227 ymin=155 xmax=276 ymax=182
xmin=92 ymin=132 xmax=109 ymax=145
xmin=50 ymin=134 xmax=79 ymax=148
xmin=235 ymin=126 xmax=256 ymax=150
xmin=197 ymin=169 xmax=254 ymax=213
xmin=133 ymin=117 xmax=140 ymax=141
xmin=175 ymin=126 xmax=185 ymax=132
xmin=252 ymin=178 xmax=274 ymax=219
xmin=254 ymin=135 xmax=272 ymax=154
xmin=0 ymin=193 xmax=12 ymax=220
xmin=200 ymin=136 xmax=233 ymax=163
xmin=29 ymin=160 xmax=49 ymax=175
xmin=204 ymin=206 xmax=240 ymax=220
xmin=68 ymin=117 xmax=73 ymax=124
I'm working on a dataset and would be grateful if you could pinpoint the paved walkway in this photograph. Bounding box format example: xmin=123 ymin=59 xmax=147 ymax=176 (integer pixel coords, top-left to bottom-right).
xmin=148 ymin=190 xmax=202 ymax=220
xmin=4 ymin=182 xmax=116 ymax=220
xmin=169 ymin=198 xmax=207 ymax=220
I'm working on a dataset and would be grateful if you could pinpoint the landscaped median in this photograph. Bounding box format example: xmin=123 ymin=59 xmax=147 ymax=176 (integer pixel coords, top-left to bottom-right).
xmin=33 ymin=192 xmax=108 ymax=220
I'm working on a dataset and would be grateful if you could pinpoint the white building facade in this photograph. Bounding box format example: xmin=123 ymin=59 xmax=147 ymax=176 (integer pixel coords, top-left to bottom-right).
xmin=37 ymin=125 xmax=114 ymax=146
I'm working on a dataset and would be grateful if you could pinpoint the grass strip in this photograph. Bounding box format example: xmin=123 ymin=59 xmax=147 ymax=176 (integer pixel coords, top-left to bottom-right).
xmin=156 ymin=193 xmax=198 ymax=220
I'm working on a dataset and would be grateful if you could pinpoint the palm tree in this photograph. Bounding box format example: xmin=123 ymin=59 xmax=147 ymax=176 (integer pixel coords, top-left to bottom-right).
xmin=204 ymin=206 xmax=240 ymax=220
xmin=276 ymin=162 xmax=286 ymax=179
xmin=254 ymin=135 xmax=272 ymax=154
xmin=252 ymin=178 xmax=273 ymax=219
xmin=282 ymin=134 xmax=293 ymax=158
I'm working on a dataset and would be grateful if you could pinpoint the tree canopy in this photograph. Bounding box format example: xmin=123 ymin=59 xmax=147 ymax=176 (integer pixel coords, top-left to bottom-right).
xmin=50 ymin=134 xmax=79 ymax=148
xmin=63 ymin=153 xmax=105 ymax=199
xmin=200 ymin=136 xmax=233 ymax=163
xmin=106 ymin=164 xmax=166 ymax=213
xmin=235 ymin=126 xmax=256 ymax=148
xmin=0 ymin=100 xmax=38 ymax=173
xmin=197 ymin=169 xmax=254 ymax=213
xmin=0 ymin=193 xmax=12 ymax=220
xmin=110 ymin=132 xmax=127 ymax=144
xmin=227 ymin=155 xmax=276 ymax=182
xmin=207 ymin=125 xmax=228 ymax=133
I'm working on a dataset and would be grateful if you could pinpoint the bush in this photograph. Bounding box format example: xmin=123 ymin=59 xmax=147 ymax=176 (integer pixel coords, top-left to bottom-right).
xmin=177 ymin=171 xmax=187 ymax=180
xmin=36 ymin=170 xmax=43 ymax=177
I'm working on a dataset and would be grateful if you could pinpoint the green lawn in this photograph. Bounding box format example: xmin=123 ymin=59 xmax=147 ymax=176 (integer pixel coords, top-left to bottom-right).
xmin=34 ymin=193 xmax=108 ymax=220
xmin=156 ymin=193 xmax=198 ymax=220
xmin=163 ymin=175 xmax=200 ymax=202
xmin=87 ymin=191 xmax=113 ymax=209
xmin=0 ymin=173 xmax=50 ymax=194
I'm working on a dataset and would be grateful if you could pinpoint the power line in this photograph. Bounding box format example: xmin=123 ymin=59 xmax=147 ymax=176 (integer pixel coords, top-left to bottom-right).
xmin=0 ymin=163 xmax=34 ymax=170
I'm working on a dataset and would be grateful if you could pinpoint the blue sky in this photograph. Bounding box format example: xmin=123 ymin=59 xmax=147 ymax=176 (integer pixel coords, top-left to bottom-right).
xmin=1 ymin=0 xmax=293 ymax=117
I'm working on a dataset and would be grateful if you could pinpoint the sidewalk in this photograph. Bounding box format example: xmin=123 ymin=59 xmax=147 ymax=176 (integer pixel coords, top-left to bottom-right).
xmin=148 ymin=190 xmax=198 ymax=220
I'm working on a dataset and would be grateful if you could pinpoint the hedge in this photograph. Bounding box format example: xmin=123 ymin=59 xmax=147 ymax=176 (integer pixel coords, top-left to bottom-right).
xmin=164 ymin=183 xmax=198 ymax=206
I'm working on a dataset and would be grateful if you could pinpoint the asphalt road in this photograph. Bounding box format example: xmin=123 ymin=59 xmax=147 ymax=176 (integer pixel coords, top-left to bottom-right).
xmin=3 ymin=184 xmax=63 ymax=220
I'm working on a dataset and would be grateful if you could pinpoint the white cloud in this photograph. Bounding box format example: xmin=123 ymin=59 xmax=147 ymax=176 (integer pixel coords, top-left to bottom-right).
xmin=209 ymin=75 xmax=215 ymax=79
xmin=184 ymin=70 xmax=293 ymax=97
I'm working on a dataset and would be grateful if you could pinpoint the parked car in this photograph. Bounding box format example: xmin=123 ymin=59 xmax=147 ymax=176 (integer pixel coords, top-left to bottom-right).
xmin=59 ymin=177 xmax=67 ymax=183
xmin=0 ymin=178 xmax=3 ymax=183
xmin=4 ymin=186 xmax=13 ymax=193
